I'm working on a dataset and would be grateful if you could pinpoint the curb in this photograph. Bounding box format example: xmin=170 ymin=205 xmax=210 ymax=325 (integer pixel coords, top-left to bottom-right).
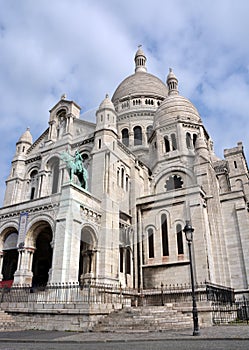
xmin=0 ymin=336 xmax=249 ymax=344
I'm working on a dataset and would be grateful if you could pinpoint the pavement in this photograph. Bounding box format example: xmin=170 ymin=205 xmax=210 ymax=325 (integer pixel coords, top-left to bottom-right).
xmin=0 ymin=325 xmax=249 ymax=343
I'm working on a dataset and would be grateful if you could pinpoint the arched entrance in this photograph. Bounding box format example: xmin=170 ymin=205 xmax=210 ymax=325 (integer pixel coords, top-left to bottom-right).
xmin=78 ymin=227 xmax=97 ymax=284
xmin=2 ymin=232 xmax=18 ymax=281
xmin=31 ymin=222 xmax=53 ymax=287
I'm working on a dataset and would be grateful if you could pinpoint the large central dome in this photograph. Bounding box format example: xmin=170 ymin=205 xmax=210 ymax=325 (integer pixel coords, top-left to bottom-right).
xmin=112 ymin=72 xmax=168 ymax=103
xmin=112 ymin=47 xmax=168 ymax=104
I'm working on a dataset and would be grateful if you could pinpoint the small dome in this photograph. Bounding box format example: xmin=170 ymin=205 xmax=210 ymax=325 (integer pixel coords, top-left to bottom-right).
xmin=135 ymin=47 xmax=146 ymax=58
xmin=18 ymin=127 xmax=33 ymax=145
xmin=167 ymin=68 xmax=177 ymax=81
xmin=154 ymin=95 xmax=201 ymax=127
xmin=98 ymin=94 xmax=115 ymax=111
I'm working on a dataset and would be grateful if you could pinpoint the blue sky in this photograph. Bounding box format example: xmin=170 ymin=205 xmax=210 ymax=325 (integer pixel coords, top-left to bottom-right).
xmin=0 ymin=0 xmax=249 ymax=205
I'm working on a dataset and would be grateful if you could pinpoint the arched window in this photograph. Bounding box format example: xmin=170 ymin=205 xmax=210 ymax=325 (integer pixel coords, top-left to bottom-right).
xmin=57 ymin=109 xmax=67 ymax=139
xmin=117 ymin=169 xmax=120 ymax=186
xmin=186 ymin=132 xmax=192 ymax=149
xmin=193 ymin=134 xmax=197 ymax=148
xmin=30 ymin=187 xmax=35 ymax=200
xmin=148 ymin=228 xmax=154 ymax=258
xmin=126 ymin=249 xmax=131 ymax=274
xmin=165 ymin=175 xmax=183 ymax=191
xmin=171 ymin=133 xmax=177 ymax=150
xmin=119 ymin=247 xmax=124 ymax=273
xmin=176 ymin=224 xmax=184 ymax=255
xmin=161 ymin=214 xmax=169 ymax=256
xmin=125 ymin=175 xmax=129 ymax=191
xmin=47 ymin=157 xmax=60 ymax=194
xmin=122 ymin=128 xmax=129 ymax=147
xmin=52 ymin=158 xmax=60 ymax=194
xmin=30 ymin=169 xmax=38 ymax=199
xmin=134 ymin=126 xmax=142 ymax=146
xmin=164 ymin=136 xmax=170 ymax=153
xmin=146 ymin=125 xmax=153 ymax=142
xmin=121 ymin=168 xmax=125 ymax=188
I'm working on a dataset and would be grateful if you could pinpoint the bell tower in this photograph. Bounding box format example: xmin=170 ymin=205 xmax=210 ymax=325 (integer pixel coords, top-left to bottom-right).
xmin=47 ymin=94 xmax=81 ymax=143
xmin=4 ymin=128 xmax=33 ymax=206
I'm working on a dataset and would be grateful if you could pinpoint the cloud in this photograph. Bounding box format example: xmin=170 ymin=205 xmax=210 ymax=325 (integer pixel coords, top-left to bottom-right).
xmin=0 ymin=0 xmax=249 ymax=204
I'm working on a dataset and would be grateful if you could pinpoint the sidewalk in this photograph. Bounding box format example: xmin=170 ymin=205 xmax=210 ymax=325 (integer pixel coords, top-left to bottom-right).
xmin=0 ymin=325 xmax=249 ymax=343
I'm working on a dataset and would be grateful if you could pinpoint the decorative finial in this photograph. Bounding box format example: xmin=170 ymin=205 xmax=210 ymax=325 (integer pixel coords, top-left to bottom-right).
xmin=61 ymin=93 xmax=67 ymax=100
xmin=105 ymin=93 xmax=109 ymax=99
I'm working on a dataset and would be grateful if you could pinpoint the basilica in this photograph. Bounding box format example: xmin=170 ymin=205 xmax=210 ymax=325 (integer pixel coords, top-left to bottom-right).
xmin=0 ymin=48 xmax=249 ymax=295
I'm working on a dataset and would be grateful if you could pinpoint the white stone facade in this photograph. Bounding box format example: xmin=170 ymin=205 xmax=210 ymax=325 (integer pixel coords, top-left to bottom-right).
xmin=0 ymin=49 xmax=249 ymax=294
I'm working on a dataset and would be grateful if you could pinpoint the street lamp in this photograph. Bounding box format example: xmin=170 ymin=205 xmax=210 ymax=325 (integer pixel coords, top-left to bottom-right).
xmin=183 ymin=220 xmax=200 ymax=336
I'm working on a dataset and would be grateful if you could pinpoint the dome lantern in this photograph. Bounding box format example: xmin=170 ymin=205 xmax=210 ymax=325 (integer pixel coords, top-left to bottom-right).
xmin=167 ymin=68 xmax=179 ymax=96
xmin=134 ymin=45 xmax=147 ymax=73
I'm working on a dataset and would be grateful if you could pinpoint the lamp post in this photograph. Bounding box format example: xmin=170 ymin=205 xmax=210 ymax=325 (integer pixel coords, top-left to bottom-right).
xmin=183 ymin=220 xmax=200 ymax=336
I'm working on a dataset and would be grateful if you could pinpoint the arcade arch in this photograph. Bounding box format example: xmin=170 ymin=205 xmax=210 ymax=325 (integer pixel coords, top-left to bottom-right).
xmin=26 ymin=220 xmax=53 ymax=287
xmin=78 ymin=226 xmax=97 ymax=284
xmin=1 ymin=229 xmax=18 ymax=282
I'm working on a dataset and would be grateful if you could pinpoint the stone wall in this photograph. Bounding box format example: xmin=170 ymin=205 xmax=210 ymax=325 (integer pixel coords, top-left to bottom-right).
xmin=2 ymin=302 xmax=122 ymax=331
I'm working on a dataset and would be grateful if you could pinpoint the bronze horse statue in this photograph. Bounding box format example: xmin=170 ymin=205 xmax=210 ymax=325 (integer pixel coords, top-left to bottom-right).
xmin=60 ymin=150 xmax=88 ymax=190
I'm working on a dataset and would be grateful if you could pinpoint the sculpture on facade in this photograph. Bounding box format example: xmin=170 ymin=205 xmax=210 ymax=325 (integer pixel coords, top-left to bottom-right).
xmin=60 ymin=150 xmax=88 ymax=190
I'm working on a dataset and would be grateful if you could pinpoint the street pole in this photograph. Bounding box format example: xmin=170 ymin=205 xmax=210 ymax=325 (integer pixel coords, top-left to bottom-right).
xmin=184 ymin=221 xmax=200 ymax=336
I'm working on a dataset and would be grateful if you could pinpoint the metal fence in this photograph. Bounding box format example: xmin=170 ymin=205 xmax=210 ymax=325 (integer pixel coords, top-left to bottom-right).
xmin=0 ymin=282 xmax=129 ymax=306
xmin=0 ymin=280 xmax=235 ymax=307
xmin=212 ymin=300 xmax=249 ymax=324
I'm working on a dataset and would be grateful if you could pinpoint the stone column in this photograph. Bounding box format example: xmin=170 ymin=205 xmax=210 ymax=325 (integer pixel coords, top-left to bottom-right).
xmin=14 ymin=248 xmax=34 ymax=285
xmin=0 ymin=251 xmax=4 ymax=281
xmin=129 ymin=131 xmax=134 ymax=147
xmin=37 ymin=174 xmax=43 ymax=198
xmin=48 ymin=120 xmax=57 ymax=141
xmin=137 ymin=207 xmax=143 ymax=289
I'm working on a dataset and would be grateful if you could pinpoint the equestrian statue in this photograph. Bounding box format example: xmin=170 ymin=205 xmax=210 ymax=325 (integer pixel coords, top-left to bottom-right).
xmin=60 ymin=150 xmax=88 ymax=190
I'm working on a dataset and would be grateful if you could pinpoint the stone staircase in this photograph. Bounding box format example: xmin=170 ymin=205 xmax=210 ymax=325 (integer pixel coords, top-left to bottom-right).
xmin=0 ymin=310 xmax=17 ymax=331
xmin=93 ymin=304 xmax=192 ymax=332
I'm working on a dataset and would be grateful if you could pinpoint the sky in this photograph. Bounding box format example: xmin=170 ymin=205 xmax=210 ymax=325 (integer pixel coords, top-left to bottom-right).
xmin=0 ymin=0 xmax=249 ymax=205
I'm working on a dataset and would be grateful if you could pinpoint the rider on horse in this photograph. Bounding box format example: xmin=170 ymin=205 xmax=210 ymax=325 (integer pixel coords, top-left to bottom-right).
xmin=75 ymin=150 xmax=83 ymax=173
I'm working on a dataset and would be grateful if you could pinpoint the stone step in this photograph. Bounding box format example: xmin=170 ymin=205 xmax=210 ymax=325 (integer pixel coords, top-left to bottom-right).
xmin=94 ymin=322 xmax=191 ymax=332
xmin=99 ymin=315 xmax=191 ymax=324
xmin=93 ymin=305 xmax=192 ymax=332
xmin=0 ymin=310 xmax=18 ymax=330
xmin=95 ymin=321 xmax=190 ymax=330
